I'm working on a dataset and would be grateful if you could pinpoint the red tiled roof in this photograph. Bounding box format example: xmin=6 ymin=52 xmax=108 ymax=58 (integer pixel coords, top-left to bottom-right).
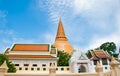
xmin=11 ymin=44 xmax=49 ymax=51
xmin=7 ymin=54 xmax=55 ymax=59
xmin=94 ymin=50 xmax=111 ymax=58
xmin=89 ymin=50 xmax=111 ymax=60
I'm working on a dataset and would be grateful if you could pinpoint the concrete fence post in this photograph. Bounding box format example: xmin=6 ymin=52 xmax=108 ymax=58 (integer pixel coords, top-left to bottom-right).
xmin=0 ymin=61 xmax=8 ymax=76
xmin=49 ymin=67 xmax=56 ymax=76
xmin=49 ymin=63 xmax=56 ymax=76
xmin=110 ymin=56 xmax=120 ymax=76
xmin=95 ymin=61 xmax=104 ymax=76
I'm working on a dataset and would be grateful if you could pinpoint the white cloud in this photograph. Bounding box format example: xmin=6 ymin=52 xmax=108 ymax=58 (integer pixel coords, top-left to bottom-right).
xmin=0 ymin=29 xmax=38 ymax=53
xmin=38 ymin=0 xmax=120 ymax=31
xmin=85 ymin=0 xmax=120 ymax=52
xmin=72 ymin=0 xmax=94 ymax=15
xmin=43 ymin=33 xmax=55 ymax=44
xmin=1 ymin=0 xmax=120 ymax=53
xmin=86 ymin=33 xmax=120 ymax=52
xmin=38 ymin=0 xmax=72 ymax=23
xmin=72 ymin=0 xmax=120 ymax=29
xmin=115 ymin=10 xmax=120 ymax=31
xmin=37 ymin=0 xmax=120 ymax=53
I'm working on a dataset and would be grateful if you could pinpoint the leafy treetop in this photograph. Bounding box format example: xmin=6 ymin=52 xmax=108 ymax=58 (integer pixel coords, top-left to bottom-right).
xmin=57 ymin=51 xmax=71 ymax=66
xmin=0 ymin=54 xmax=16 ymax=73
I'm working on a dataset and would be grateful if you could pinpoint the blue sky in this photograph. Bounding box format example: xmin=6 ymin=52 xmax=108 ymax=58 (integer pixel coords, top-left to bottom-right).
xmin=0 ymin=0 xmax=120 ymax=53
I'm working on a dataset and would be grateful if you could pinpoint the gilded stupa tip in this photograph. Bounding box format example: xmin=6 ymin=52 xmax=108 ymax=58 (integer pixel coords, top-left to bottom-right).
xmin=55 ymin=19 xmax=68 ymax=41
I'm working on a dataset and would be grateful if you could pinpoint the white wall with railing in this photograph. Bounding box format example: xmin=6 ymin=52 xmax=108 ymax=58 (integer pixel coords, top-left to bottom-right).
xmin=15 ymin=66 xmax=71 ymax=73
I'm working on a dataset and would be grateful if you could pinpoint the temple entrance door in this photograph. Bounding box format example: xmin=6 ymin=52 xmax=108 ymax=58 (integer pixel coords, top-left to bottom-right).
xmin=78 ymin=65 xmax=86 ymax=73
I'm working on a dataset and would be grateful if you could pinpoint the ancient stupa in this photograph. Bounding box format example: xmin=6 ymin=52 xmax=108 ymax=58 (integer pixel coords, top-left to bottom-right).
xmin=53 ymin=19 xmax=73 ymax=54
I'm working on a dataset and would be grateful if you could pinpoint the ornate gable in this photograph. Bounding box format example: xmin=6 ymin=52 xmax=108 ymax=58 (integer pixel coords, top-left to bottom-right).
xmin=79 ymin=54 xmax=88 ymax=60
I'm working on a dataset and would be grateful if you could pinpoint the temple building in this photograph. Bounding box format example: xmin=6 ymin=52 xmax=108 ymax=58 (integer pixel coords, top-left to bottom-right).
xmin=87 ymin=50 xmax=111 ymax=72
xmin=5 ymin=44 xmax=58 ymax=67
xmin=53 ymin=19 xmax=73 ymax=54
xmin=70 ymin=49 xmax=112 ymax=73
xmin=69 ymin=49 xmax=94 ymax=73
xmin=2 ymin=20 xmax=115 ymax=75
xmin=4 ymin=19 xmax=73 ymax=68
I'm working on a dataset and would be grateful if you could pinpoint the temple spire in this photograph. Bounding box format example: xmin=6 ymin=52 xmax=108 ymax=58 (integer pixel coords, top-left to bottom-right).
xmin=55 ymin=19 xmax=67 ymax=41
xmin=53 ymin=19 xmax=73 ymax=54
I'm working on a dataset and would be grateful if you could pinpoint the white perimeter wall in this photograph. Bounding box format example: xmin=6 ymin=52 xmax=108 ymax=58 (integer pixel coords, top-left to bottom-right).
xmin=10 ymin=59 xmax=57 ymax=67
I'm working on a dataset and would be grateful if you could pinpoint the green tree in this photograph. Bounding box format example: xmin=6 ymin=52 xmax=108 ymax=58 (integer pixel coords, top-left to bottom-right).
xmin=113 ymin=53 xmax=119 ymax=58
xmin=0 ymin=54 xmax=16 ymax=73
xmin=7 ymin=61 xmax=16 ymax=73
xmin=0 ymin=54 xmax=6 ymax=65
xmin=100 ymin=42 xmax=116 ymax=56
xmin=57 ymin=51 xmax=71 ymax=66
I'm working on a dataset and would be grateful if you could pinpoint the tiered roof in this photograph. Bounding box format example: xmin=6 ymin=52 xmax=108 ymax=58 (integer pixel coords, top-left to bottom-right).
xmin=88 ymin=50 xmax=111 ymax=60
xmin=5 ymin=44 xmax=57 ymax=59
xmin=11 ymin=44 xmax=49 ymax=51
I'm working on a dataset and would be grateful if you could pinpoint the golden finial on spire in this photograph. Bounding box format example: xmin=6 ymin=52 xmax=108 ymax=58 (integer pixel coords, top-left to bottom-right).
xmin=55 ymin=19 xmax=67 ymax=41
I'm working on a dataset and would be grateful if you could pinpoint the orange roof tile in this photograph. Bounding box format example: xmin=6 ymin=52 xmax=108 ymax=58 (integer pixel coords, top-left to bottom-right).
xmin=7 ymin=54 xmax=55 ymax=59
xmin=89 ymin=50 xmax=111 ymax=60
xmin=95 ymin=51 xmax=105 ymax=54
xmin=11 ymin=44 xmax=49 ymax=51
xmin=94 ymin=50 xmax=111 ymax=58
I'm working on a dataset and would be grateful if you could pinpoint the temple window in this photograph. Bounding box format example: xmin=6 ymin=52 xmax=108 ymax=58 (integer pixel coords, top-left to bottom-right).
xmin=56 ymin=68 xmax=58 ymax=70
xmin=93 ymin=60 xmax=97 ymax=65
xmin=102 ymin=58 xmax=108 ymax=65
xmin=25 ymin=68 xmax=28 ymax=70
xmin=37 ymin=68 xmax=40 ymax=71
xmin=19 ymin=67 xmax=22 ymax=70
xmin=105 ymin=67 xmax=107 ymax=69
xmin=61 ymin=68 xmax=64 ymax=71
xmin=50 ymin=63 xmax=52 ymax=66
xmin=31 ymin=68 xmax=34 ymax=71
xmin=33 ymin=64 xmax=37 ymax=67
xmin=15 ymin=64 xmax=19 ymax=66
xmin=67 ymin=68 xmax=69 ymax=71
xmin=42 ymin=64 xmax=46 ymax=67
xmin=24 ymin=64 xmax=29 ymax=66
xmin=43 ymin=68 xmax=46 ymax=71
